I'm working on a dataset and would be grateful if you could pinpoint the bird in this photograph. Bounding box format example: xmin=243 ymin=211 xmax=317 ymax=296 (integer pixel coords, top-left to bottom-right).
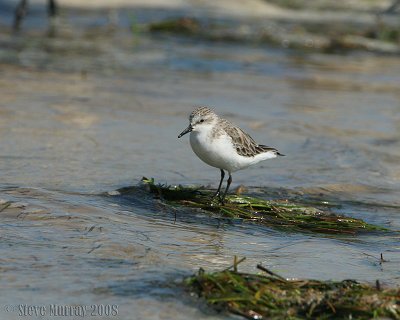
xmin=13 ymin=0 xmax=58 ymax=31
xmin=178 ymin=106 xmax=284 ymax=204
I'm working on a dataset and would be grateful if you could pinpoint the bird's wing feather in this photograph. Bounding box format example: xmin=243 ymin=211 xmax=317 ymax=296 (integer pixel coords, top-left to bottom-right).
xmin=221 ymin=120 xmax=280 ymax=157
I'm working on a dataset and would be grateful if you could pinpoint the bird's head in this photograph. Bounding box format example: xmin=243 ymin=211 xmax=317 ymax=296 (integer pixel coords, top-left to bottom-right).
xmin=178 ymin=106 xmax=217 ymax=138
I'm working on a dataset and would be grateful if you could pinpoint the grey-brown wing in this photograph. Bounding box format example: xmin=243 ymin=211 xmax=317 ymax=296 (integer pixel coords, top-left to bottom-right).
xmin=222 ymin=121 xmax=278 ymax=157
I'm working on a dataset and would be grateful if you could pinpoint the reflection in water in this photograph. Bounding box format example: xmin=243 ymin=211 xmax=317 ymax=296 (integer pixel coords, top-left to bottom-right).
xmin=0 ymin=8 xmax=400 ymax=320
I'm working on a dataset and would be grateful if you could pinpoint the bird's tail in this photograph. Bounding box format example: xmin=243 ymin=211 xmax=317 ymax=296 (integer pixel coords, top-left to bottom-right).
xmin=258 ymin=145 xmax=285 ymax=157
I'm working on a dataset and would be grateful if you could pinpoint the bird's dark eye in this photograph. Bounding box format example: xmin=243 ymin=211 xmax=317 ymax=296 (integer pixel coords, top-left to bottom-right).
xmin=200 ymin=119 xmax=204 ymax=123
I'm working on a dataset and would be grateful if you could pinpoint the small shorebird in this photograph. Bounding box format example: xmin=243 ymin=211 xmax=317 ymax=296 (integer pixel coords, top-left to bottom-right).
xmin=178 ymin=106 xmax=284 ymax=204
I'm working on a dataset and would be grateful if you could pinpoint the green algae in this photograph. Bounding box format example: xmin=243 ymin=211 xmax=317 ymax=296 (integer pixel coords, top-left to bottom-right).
xmin=184 ymin=256 xmax=400 ymax=319
xmin=186 ymin=261 xmax=400 ymax=320
xmin=148 ymin=17 xmax=201 ymax=35
xmin=147 ymin=16 xmax=400 ymax=54
xmin=126 ymin=178 xmax=387 ymax=235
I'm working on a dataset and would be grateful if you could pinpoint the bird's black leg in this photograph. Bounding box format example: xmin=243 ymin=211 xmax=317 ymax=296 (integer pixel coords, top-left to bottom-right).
xmin=211 ymin=169 xmax=225 ymax=201
xmin=220 ymin=173 xmax=232 ymax=205
xmin=47 ymin=0 xmax=58 ymax=37
xmin=48 ymin=0 xmax=58 ymax=17
xmin=13 ymin=0 xmax=28 ymax=31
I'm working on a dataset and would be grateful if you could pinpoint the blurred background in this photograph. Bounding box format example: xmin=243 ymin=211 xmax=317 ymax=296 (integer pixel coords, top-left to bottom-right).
xmin=0 ymin=1 xmax=399 ymax=319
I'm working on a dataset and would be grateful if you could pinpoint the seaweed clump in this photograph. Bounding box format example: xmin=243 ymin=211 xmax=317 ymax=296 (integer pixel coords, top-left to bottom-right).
xmin=135 ymin=178 xmax=385 ymax=235
xmin=186 ymin=260 xmax=400 ymax=320
xmin=148 ymin=17 xmax=201 ymax=35
xmin=146 ymin=16 xmax=400 ymax=54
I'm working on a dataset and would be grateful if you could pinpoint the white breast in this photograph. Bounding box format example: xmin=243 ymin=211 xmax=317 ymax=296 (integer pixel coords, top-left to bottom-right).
xmin=189 ymin=125 xmax=276 ymax=172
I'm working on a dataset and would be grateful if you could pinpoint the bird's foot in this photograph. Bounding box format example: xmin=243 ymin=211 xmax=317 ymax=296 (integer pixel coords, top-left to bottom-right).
xmin=211 ymin=190 xmax=220 ymax=201
xmin=210 ymin=191 xmax=225 ymax=206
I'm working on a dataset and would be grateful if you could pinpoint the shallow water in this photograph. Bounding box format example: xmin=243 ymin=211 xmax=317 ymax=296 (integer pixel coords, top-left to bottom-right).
xmin=0 ymin=5 xmax=400 ymax=320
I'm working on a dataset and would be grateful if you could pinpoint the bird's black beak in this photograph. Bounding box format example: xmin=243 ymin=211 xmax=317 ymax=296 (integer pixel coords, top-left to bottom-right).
xmin=178 ymin=124 xmax=193 ymax=138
